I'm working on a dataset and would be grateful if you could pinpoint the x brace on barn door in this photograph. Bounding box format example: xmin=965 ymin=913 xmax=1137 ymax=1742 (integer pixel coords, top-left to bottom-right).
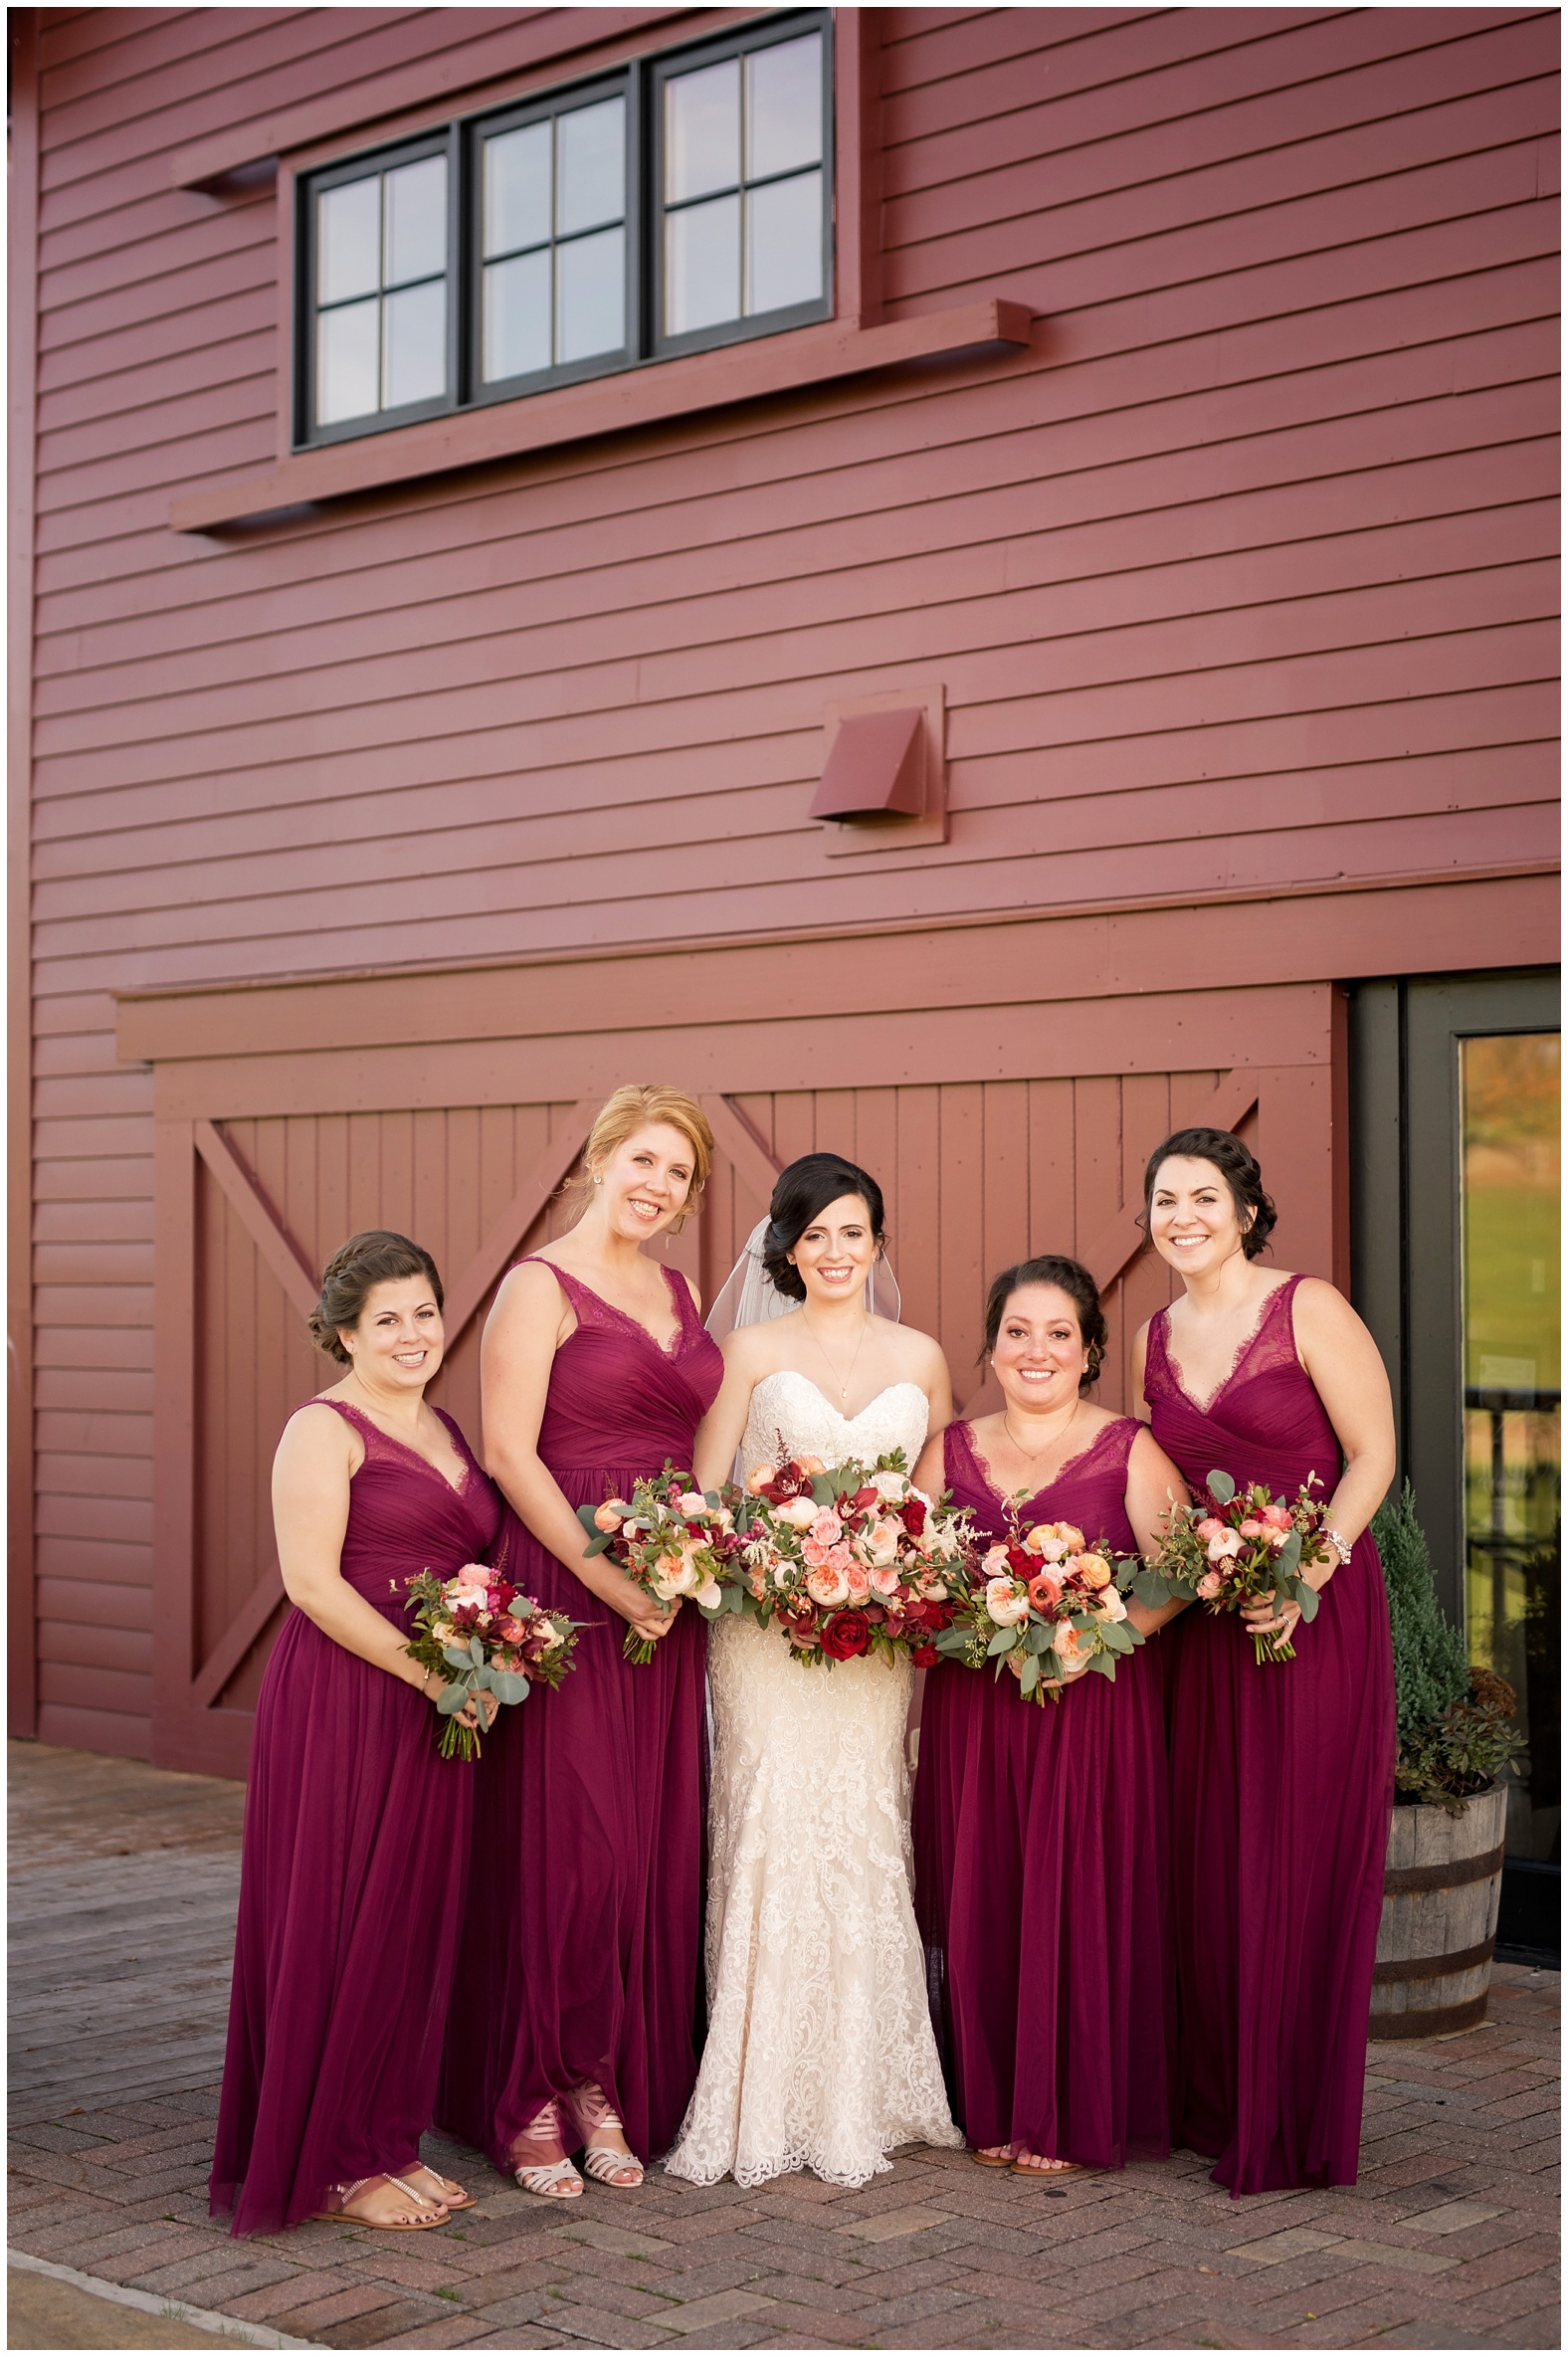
xmin=158 ymin=1096 xmax=785 ymax=1765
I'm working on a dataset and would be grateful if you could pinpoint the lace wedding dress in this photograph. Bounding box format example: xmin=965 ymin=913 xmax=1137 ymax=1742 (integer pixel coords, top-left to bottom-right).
xmin=664 ymin=1371 xmax=964 ymax=2188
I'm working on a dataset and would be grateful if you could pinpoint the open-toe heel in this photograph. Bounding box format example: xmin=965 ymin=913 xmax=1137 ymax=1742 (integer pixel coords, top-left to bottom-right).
xmin=512 ymin=2100 xmax=583 ymax=2201
xmin=567 ymin=2083 xmax=645 ymax=2189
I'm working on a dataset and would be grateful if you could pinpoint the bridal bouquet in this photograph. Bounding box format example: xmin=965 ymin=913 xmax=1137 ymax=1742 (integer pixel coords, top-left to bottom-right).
xmin=577 ymin=1467 xmax=743 ymax=1663
xmin=404 ymin=1564 xmax=582 ymax=1759
xmin=936 ymin=1513 xmax=1143 ymax=1701
xmin=1119 ymin=1470 xmax=1331 ymax=1665
xmin=734 ymin=1449 xmax=973 ymax=1668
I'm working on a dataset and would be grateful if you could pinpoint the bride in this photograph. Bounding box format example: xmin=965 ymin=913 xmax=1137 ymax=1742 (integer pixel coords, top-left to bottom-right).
xmin=664 ymin=1153 xmax=964 ymax=2189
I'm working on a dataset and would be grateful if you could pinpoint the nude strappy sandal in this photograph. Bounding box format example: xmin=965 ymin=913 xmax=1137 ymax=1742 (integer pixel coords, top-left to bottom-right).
xmin=311 ymin=2173 xmax=451 ymax=2231
xmin=568 ymin=2083 xmax=644 ymax=2189
xmin=512 ymin=2099 xmax=583 ymax=2201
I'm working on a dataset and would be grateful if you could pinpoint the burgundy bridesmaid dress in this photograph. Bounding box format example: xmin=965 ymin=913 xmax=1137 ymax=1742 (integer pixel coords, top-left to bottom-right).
xmin=912 ymin=1417 xmax=1175 ymax=2170
xmin=439 ymin=1261 xmax=722 ymax=2171
xmin=211 ymin=1401 xmax=500 ymax=2236
xmin=1145 ymin=1274 xmax=1395 ymax=2196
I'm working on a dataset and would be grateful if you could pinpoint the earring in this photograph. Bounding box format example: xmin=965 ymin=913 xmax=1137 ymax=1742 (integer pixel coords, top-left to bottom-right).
xmin=593 ymin=1174 xmax=603 ymax=1186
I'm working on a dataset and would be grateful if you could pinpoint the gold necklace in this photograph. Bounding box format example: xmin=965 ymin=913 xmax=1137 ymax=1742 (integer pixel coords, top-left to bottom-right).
xmin=802 ymin=1310 xmax=871 ymax=1405
xmin=1002 ymin=1397 xmax=1079 ymax=1471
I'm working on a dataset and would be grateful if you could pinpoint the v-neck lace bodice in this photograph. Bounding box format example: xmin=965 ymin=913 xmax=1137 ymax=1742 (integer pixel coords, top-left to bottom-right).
xmin=942 ymin=1415 xmax=1139 ymax=1554
xmin=528 ymin=1257 xmax=699 ymax=1359
xmin=519 ymin=1256 xmax=723 ymax=1476
xmin=1150 ymin=1275 xmax=1301 ymax=1417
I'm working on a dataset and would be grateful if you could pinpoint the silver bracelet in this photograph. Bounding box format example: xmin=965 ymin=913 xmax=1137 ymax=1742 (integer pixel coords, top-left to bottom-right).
xmin=1323 ymin=1526 xmax=1352 ymax=1566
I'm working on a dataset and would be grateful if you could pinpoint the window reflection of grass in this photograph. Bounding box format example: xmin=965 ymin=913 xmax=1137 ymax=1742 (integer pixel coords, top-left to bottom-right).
xmin=1464 ymin=1184 xmax=1560 ymax=1383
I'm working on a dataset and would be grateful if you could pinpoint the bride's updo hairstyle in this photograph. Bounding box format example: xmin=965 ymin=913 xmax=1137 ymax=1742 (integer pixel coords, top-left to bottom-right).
xmin=1142 ymin=1126 xmax=1277 ymax=1260
xmin=579 ymin=1083 xmax=714 ymax=1233
xmin=981 ymin=1254 xmax=1106 ymax=1390
xmin=309 ymin=1231 xmax=443 ymax=1363
xmin=763 ymin=1154 xmax=886 ymax=1302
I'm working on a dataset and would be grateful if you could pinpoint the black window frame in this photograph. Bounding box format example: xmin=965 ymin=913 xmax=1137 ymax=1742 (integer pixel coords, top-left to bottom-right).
xmin=292 ymin=9 xmax=833 ymax=452
xmin=296 ymin=125 xmax=461 ymax=450
xmin=650 ymin=13 xmax=836 ymax=364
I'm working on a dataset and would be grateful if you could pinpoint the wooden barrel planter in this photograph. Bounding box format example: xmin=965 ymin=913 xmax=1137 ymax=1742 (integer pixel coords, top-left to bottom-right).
xmin=1369 ymin=1781 xmax=1507 ymax=2040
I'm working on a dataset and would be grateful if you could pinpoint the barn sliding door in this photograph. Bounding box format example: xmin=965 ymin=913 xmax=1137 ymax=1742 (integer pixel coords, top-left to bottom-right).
xmin=152 ymin=1065 xmax=1318 ymax=1775
xmin=153 ymin=1099 xmax=598 ymax=1774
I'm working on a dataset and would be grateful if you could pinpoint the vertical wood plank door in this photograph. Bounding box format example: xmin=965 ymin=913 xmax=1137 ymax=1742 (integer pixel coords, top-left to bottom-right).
xmin=155 ymin=1064 xmax=1304 ymax=1776
xmin=157 ymin=1100 xmax=593 ymax=1775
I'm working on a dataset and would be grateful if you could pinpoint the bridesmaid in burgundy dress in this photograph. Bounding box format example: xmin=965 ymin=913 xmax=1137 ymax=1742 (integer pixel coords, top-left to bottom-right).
xmin=440 ymin=1085 xmax=722 ymax=2198
xmin=1133 ymin=1127 xmax=1396 ymax=2196
xmin=212 ymin=1232 xmax=500 ymax=2236
xmin=912 ymin=1256 xmax=1188 ymax=2176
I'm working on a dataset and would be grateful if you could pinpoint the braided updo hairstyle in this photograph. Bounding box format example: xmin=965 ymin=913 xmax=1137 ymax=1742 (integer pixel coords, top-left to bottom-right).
xmin=308 ymin=1230 xmax=444 ymax=1364
xmin=981 ymin=1254 xmax=1106 ymax=1391
xmin=1142 ymin=1126 xmax=1277 ymax=1259
xmin=762 ymin=1153 xmax=887 ymax=1302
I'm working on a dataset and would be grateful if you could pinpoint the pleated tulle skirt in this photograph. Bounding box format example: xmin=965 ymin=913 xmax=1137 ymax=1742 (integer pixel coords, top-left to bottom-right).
xmin=438 ymin=1480 xmax=707 ymax=2171
xmin=210 ymin=1610 xmax=472 ymax=2236
xmin=1167 ymin=1537 xmax=1394 ymax=2194
xmin=915 ymin=1645 xmax=1175 ymax=2168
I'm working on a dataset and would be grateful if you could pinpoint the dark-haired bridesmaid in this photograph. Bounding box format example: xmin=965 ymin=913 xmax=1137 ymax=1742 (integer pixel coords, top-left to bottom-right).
xmin=912 ymin=1255 xmax=1189 ymax=2176
xmin=212 ymin=1232 xmax=500 ymax=2236
xmin=1132 ymin=1127 xmax=1396 ymax=2196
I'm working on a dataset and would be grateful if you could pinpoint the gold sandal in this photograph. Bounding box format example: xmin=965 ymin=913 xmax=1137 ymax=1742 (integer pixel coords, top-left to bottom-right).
xmin=512 ymin=2099 xmax=583 ymax=2201
xmin=310 ymin=2173 xmax=451 ymax=2231
xmin=568 ymin=2083 xmax=644 ymax=2189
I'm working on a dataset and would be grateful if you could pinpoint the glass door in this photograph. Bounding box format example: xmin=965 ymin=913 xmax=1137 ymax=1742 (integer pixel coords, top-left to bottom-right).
xmin=1462 ymin=1033 xmax=1560 ymax=1863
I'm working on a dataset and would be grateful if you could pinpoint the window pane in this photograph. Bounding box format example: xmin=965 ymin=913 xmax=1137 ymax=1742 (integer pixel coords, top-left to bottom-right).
xmin=483 ymin=248 xmax=551 ymax=381
xmin=745 ymin=35 xmax=822 ymax=180
xmin=485 ymin=121 xmax=551 ymax=258
xmin=666 ymin=192 xmax=740 ymax=334
xmin=1462 ymin=1033 xmax=1560 ymax=1863
xmin=666 ymin=58 xmax=740 ymax=202
xmin=556 ymin=226 xmax=625 ymax=362
xmin=383 ymin=279 xmax=447 ymax=408
xmin=745 ymin=171 xmax=822 ymax=314
xmin=316 ymin=296 xmax=380 ymax=423
xmin=384 ymin=153 xmax=447 ymax=286
xmin=317 ymin=176 xmax=380 ymax=304
xmin=557 ymin=97 xmax=625 ymax=236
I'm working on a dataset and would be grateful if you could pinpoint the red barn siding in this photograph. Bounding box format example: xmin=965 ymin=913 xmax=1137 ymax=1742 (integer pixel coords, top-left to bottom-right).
xmin=13 ymin=6 xmax=1558 ymax=1759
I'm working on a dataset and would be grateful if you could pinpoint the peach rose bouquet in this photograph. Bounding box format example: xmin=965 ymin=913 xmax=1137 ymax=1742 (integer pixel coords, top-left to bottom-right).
xmin=577 ymin=1464 xmax=744 ymax=1662
xmin=937 ymin=1512 xmax=1143 ymax=1703
xmin=734 ymin=1448 xmax=975 ymax=1669
xmin=403 ymin=1563 xmax=582 ymax=1759
xmin=1121 ymin=1470 xmax=1331 ymax=1664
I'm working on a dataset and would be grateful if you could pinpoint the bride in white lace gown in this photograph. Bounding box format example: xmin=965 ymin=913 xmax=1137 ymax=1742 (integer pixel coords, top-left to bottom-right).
xmin=664 ymin=1155 xmax=964 ymax=2189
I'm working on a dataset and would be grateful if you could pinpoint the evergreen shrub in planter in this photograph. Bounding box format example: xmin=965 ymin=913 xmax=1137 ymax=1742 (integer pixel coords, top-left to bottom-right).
xmin=1369 ymin=1483 xmax=1523 ymax=2037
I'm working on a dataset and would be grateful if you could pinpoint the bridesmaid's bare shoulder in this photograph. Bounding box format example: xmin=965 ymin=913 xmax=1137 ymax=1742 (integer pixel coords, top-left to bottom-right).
xmin=276 ymin=1397 xmax=361 ymax=1475
xmin=1289 ymin=1274 xmax=1367 ymax=1347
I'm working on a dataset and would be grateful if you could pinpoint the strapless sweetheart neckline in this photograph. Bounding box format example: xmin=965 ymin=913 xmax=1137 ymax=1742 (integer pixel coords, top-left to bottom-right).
xmin=748 ymin=1371 xmax=928 ymax=1431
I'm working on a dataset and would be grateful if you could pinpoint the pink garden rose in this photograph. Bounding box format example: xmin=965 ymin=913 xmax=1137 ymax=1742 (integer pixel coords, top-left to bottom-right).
xmin=1195 ymin=1516 xmax=1226 ymax=1542
xmin=985 ymin=1576 xmax=1031 ymax=1627
xmin=806 ymin=1562 xmax=852 ymax=1610
xmin=1196 ymin=1569 xmax=1224 ymax=1599
xmin=1206 ymin=1529 xmax=1244 ymax=1562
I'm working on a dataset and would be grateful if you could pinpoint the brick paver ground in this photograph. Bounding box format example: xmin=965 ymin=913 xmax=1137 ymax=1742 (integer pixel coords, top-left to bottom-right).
xmin=8 ymin=1742 xmax=1558 ymax=2352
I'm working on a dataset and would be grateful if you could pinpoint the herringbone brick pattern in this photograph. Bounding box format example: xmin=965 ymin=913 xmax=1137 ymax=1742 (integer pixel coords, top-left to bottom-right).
xmin=8 ymin=1743 xmax=1558 ymax=2350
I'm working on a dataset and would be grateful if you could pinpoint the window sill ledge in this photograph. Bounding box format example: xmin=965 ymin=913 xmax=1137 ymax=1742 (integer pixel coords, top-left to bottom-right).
xmin=169 ymin=298 xmax=1034 ymax=531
